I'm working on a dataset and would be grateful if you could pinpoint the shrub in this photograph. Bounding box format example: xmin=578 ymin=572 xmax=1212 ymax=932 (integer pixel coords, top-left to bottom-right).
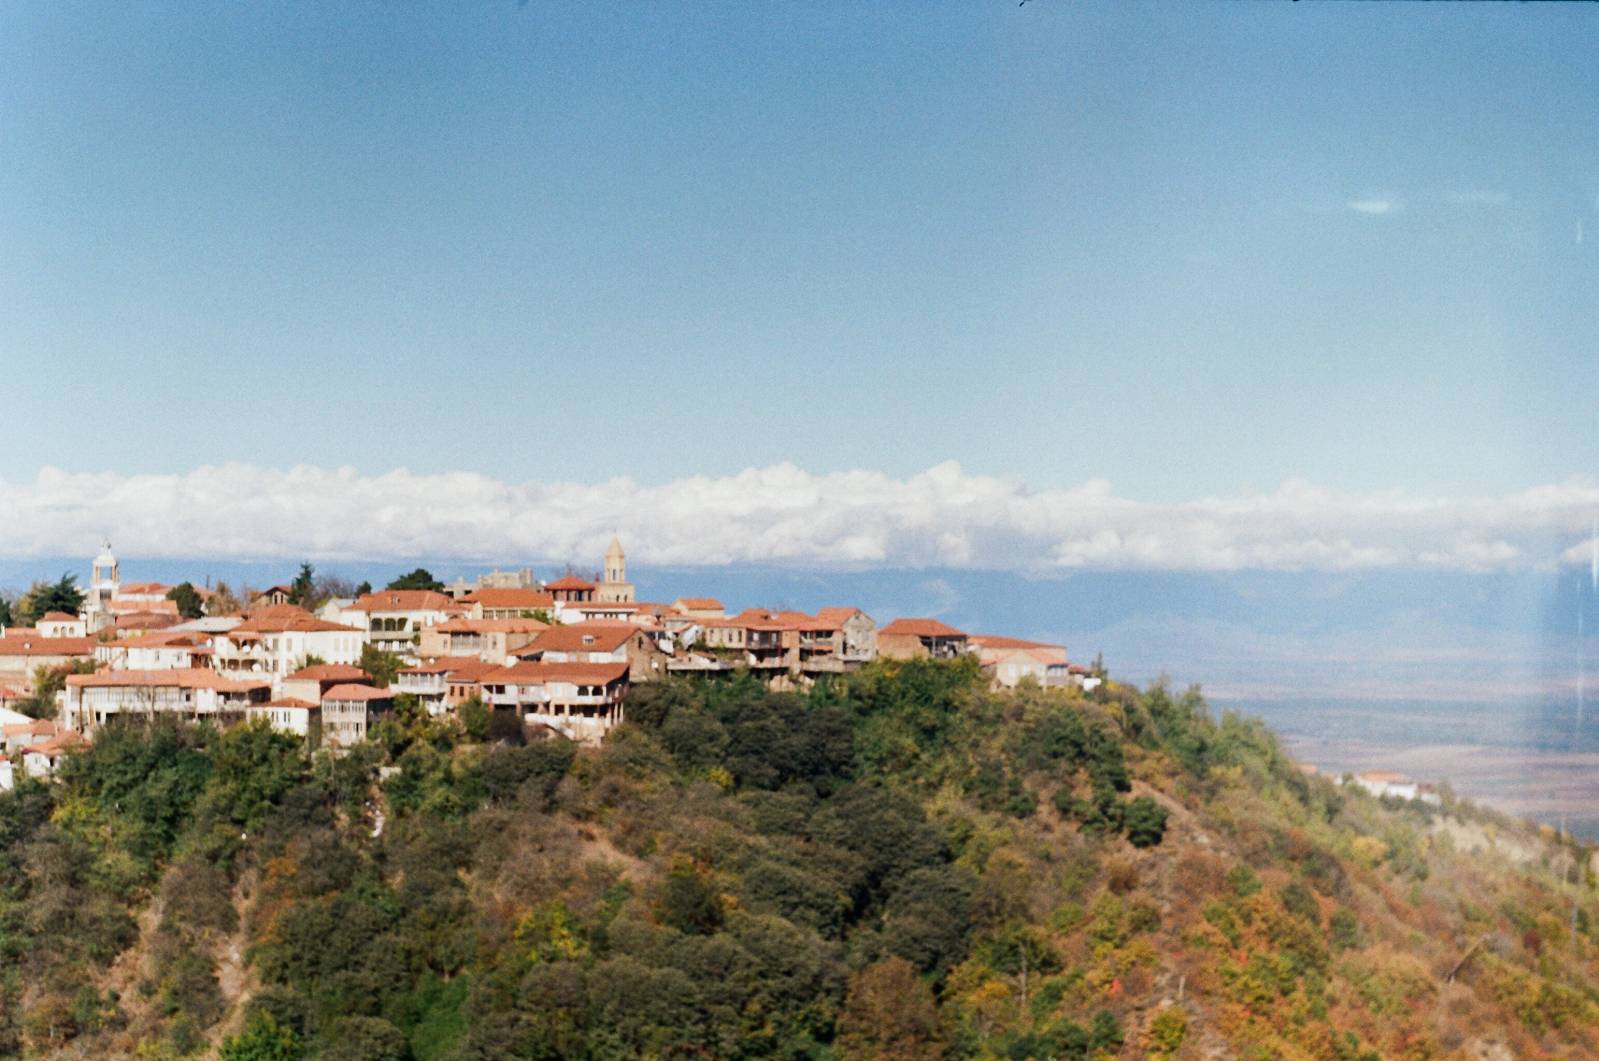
xmin=1124 ymin=796 xmax=1169 ymax=847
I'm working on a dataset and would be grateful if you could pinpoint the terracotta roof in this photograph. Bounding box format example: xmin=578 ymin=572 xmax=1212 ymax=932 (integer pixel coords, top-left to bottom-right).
xmin=107 ymin=598 xmax=179 ymax=615
xmin=402 ymin=656 xmax=500 ymax=680
xmin=286 ymin=663 xmax=368 ymax=682
xmin=322 ymin=684 xmax=394 ymax=702
xmin=969 ymin=634 xmax=1065 ymax=652
xmin=460 ymin=588 xmax=556 ymax=609
xmin=0 ymin=635 xmax=95 ymax=656
xmin=109 ymin=612 xmax=182 ymax=632
xmin=1357 ymin=770 xmax=1411 ymax=783
xmin=40 ymin=611 xmax=79 ymax=622
xmin=259 ymin=698 xmax=318 ymax=709
xmin=3 ymin=719 xmax=56 ymax=738
xmin=880 ymin=618 xmax=967 ymax=639
xmin=109 ymin=630 xmax=213 ymax=650
xmin=433 ymin=617 xmax=548 ymax=634
xmin=346 ymin=590 xmax=454 ymax=613
xmin=673 ymin=597 xmax=724 ymax=611
xmin=564 ymin=601 xmax=638 ymax=612
xmin=230 ymin=607 xmax=362 ymax=635
xmin=117 ymin=582 xmax=170 ymax=595
xmin=22 ymin=731 xmax=86 ymax=757
xmin=401 ymin=655 xmax=487 ymax=675
xmin=65 ymin=668 xmax=269 ymax=693
xmin=544 ymin=576 xmax=596 ymax=591
xmin=815 ymin=607 xmax=866 ymax=625
xmin=480 ymin=660 xmax=630 ymax=686
xmin=523 ymin=622 xmax=638 ymax=655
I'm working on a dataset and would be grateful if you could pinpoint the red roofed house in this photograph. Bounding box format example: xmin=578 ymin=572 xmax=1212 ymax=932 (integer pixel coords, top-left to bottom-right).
xmin=814 ymin=607 xmax=879 ymax=663
xmin=212 ymin=606 xmax=366 ymax=678
xmin=517 ymin=622 xmax=668 ymax=682
xmin=246 ymin=698 xmax=321 ymax=741
xmin=341 ymin=590 xmax=455 ymax=656
xmin=672 ymin=597 xmax=726 ymax=619
xmin=480 ymin=660 xmax=629 ymax=743
xmin=0 ymin=633 xmax=96 ymax=691
xmin=877 ymin=618 xmax=970 ymax=661
xmin=461 ymin=587 xmax=557 ymax=621
xmin=321 ymin=684 xmax=395 ymax=749
xmin=280 ymin=663 xmax=371 ymax=704
xmin=968 ymin=634 xmax=1071 ymax=689
xmin=20 ymin=730 xmax=87 ymax=779
xmin=95 ymin=630 xmax=214 ymax=672
xmin=37 ymin=612 xmax=88 ymax=639
xmin=62 ymin=669 xmax=270 ymax=733
xmin=544 ymin=576 xmax=596 ymax=604
xmin=395 ymin=657 xmax=500 ymax=713
xmin=417 ymin=617 xmax=547 ymax=663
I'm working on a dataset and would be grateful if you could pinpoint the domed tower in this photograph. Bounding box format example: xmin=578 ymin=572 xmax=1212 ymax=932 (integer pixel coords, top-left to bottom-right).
xmin=597 ymin=536 xmax=635 ymax=603
xmin=87 ymin=540 xmax=119 ymax=631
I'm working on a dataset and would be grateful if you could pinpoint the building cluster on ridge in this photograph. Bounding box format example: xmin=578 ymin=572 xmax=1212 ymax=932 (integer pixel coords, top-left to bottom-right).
xmin=0 ymin=538 xmax=1097 ymax=785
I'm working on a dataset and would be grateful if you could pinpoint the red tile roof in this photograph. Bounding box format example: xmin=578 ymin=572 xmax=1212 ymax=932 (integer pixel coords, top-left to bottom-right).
xmin=40 ymin=611 xmax=79 ymax=622
xmin=286 ymin=663 xmax=368 ymax=682
xmin=259 ymin=698 xmax=318 ymax=709
xmin=543 ymin=576 xmax=596 ymax=591
xmin=968 ymin=634 xmax=1065 ymax=652
xmin=673 ymin=597 xmax=724 ymax=611
xmin=0 ymin=635 xmax=95 ymax=657
xmin=346 ymin=590 xmax=454 ymax=613
xmin=322 ymin=684 xmax=394 ymax=702
xmin=65 ymin=668 xmax=269 ymax=693
xmin=230 ymin=607 xmax=361 ymax=635
xmin=880 ymin=618 xmax=967 ymax=639
xmin=460 ymin=588 xmax=556 ymax=609
xmin=523 ymin=622 xmax=638 ymax=655
xmin=402 ymin=658 xmax=501 ymax=683
xmin=814 ymin=607 xmax=866 ymax=625
xmin=480 ymin=660 xmax=630 ymax=686
xmin=433 ymin=617 xmax=548 ymax=634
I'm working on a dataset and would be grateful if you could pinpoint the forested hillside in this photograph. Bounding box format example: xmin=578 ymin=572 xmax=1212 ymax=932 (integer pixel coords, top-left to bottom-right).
xmin=2 ymin=659 xmax=1597 ymax=1059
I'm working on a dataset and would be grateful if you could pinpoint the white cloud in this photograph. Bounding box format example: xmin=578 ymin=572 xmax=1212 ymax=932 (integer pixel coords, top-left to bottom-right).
xmin=1348 ymin=198 xmax=1401 ymax=216
xmin=0 ymin=462 xmax=1596 ymax=574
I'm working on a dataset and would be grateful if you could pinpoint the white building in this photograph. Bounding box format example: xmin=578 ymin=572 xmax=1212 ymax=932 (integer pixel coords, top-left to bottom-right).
xmin=479 ymin=660 xmax=629 ymax=743
xmin=245 ymin=698 xmax=320 ymax=741
xmin=339 ymin=590 xmax=456 ymax=657
xmin=1352 ymin=770 xmax=1420 ymax=801
xmin=83 ymin=541 xmax=120 ymax=632
xmin=211 ymin=606 xmax=365 ymax=680
xmin=37 ymin=612 xmax=88 ymax=639
xmin=96 ymin=630 xmax=213 ymax=671
xmin=62 ymin=669 xmax=271 ymax=733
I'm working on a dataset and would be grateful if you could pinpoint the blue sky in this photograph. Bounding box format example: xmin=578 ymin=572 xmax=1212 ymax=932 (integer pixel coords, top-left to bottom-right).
xmin=3 ymin=2 xmax=1596 ymax=504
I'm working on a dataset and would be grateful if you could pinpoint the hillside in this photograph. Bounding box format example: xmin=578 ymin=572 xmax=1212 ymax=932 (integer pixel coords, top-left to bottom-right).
xmin=2 ymin=660 xmax=1597 ymax=1060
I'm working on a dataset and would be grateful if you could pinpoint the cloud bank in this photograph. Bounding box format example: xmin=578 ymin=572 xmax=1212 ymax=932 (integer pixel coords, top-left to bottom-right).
xmin=2 ymin=463 xmax=1595 ymax=573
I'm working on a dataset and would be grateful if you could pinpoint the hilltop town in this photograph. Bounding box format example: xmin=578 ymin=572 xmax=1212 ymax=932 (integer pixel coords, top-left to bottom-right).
xmin=0 ymin=539 xmax=1098 ymax=784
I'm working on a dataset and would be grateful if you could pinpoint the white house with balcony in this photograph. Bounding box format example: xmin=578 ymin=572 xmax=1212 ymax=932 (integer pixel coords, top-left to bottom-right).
xmin=479 ymin=660 xmax=629 ymax=743
xmin=62 ymin=669 xmax=271 ymax=733
xmin=211 ymin=606 xmax=365 ymax=681
xmin=339 ymin=591 xmax=457 ymax=657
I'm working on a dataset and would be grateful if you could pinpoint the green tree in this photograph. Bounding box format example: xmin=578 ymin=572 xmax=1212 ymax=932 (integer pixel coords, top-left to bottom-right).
xmin=1124 ymin=796 xmax=1169 ymax=848
xmin=354 ymin=580 xmax=372 ymax=596
xmin=359 ymin=644 xmax=403 ymax=689
xmin=21 ymin=574 xmax=85 ymax=623
xmin=289 ymin=563 xmax=317 ymax=608
xmin=0 ymin=595 xmax=12 ymax=626
xmin=385 ymin=569 xmax=443 ymax=592
xmin=220 ymin=1011 xmax=303 ymax=1060
xmin=166 ymin=582 xmax=205 ymax=620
